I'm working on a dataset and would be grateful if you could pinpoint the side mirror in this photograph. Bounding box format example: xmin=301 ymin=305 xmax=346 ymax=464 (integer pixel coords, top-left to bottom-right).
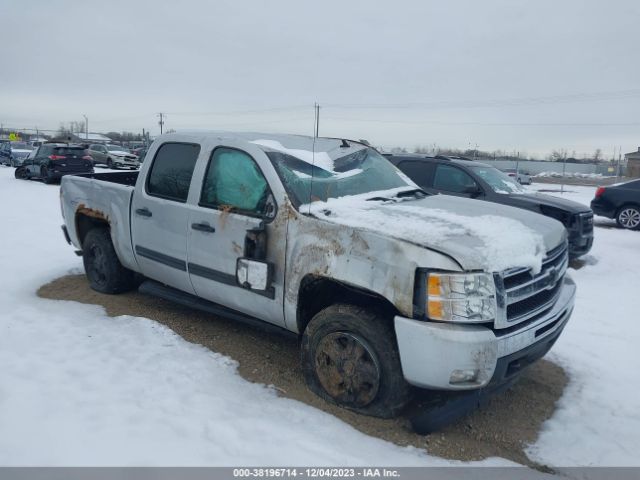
xmin=236 ymin=258 xmax=272 ymax=292
xmin=464 ymin=185 xmax=482 ymax=196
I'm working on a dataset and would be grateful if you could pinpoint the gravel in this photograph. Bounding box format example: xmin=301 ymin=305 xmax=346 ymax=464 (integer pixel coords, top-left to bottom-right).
xmin=38 ymin=274 xmax=568 ymax=469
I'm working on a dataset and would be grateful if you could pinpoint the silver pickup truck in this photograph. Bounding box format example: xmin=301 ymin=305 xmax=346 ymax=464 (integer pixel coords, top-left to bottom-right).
xmin=60 ymin=132 xmax=575 ymax=425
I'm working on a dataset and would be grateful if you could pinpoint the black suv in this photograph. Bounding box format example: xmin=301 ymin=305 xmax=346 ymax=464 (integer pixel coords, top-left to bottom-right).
xmin=386 ymin=154 xmax=594 ymax=258
xmin=590 ymin=179 xmax=640 ymax=229
xmin=15 ymin=143 xmax=94 ymax=184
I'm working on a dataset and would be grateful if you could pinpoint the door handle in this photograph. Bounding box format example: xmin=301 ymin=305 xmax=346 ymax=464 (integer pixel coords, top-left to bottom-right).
xmin=135 ymin=207 xmax=152 ymax=217
xmin=191 ymin=222 xmax=216 ymax=233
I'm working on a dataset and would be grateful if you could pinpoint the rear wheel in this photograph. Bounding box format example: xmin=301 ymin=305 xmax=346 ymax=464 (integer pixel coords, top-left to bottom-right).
xmin=82 ymin=228 xmax=138 ymax=294
xmin=616 ymin=205 xmax=640 ymax=230
xmin=40 ymin=166 xmax=54 ymax=184
xmin=301 ymin=304 xmax=412 ymax=418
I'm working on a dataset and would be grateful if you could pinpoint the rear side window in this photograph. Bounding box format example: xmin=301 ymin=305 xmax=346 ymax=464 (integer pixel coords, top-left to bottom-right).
xmin=397 ymin=160 xmax=435 ymax=188
xmin=200 ymin=147 xmax=270 ymax=216
xmin=147 ymin=143 xmax=201 ymax=202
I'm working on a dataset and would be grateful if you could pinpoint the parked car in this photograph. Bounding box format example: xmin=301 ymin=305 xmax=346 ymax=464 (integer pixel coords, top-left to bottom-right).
xmin=0 ymin=141 xmax=33 ymax=167
xmin=88 ymin=144 xmax=140 ymax=169
xmin=386 ymin=154 xmax=593 ymax=258
xmin=131 ymin=146 xmax=149 ymax=162
xmin=60 ymin=132 xmax=575 ymax=430
xmin=502 ymin=168 xmax=532 ymax=185
xmin=591 ymin=179 xmax=640 ymax=229
xmin=15 ymin=143 xmax=94 ymax=183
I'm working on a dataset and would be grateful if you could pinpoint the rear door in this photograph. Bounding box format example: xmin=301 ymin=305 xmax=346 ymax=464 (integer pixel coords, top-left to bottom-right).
xmin=395 ymin=160 xmax=435 ymax=190
xmin=185 ymin=143 xmax=286 ymax=326
xmin=131 ymin=142 xmax=201 ymax=294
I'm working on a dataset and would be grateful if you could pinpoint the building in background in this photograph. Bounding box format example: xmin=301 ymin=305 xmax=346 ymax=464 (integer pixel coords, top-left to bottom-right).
xmin=625 ymin=147 xmax=640 ymax=177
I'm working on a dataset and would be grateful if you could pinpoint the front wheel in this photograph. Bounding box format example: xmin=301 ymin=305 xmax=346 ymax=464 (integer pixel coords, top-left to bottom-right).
xmin=107 ymin=157 xmax=114 ymax=169
xmin=82 ymin=228 xmax=138 ymax=294
xmin=301 ymin=304 xmax=412 ymax=418
xmin=14 ymin=167 xmax=28 ymax=180
xmin=616 ymin=205 xmax=640 ymax=230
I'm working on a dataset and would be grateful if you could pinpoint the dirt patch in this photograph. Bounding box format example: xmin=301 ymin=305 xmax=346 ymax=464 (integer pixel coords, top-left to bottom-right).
xmin=38 ymin=274 xmax=568 ymax=468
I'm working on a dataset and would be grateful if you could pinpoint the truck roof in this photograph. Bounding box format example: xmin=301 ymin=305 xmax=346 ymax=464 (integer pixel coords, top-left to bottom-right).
xmin=164 ymin=131 xmax=370 ymax=164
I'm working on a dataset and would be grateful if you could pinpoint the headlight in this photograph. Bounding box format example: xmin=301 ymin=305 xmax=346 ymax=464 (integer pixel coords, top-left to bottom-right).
xmin=425 ymin=272 xmax=496 ymax=323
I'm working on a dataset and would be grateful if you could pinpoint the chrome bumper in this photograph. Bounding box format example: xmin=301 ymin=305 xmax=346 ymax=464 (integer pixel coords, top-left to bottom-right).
xmin=394 ymin=275 xmax=576 ymax=390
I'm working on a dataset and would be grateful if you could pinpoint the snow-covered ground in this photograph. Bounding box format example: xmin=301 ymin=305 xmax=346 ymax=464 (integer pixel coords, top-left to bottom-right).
xmin=0 ymin=168 xmax=638 ymax=467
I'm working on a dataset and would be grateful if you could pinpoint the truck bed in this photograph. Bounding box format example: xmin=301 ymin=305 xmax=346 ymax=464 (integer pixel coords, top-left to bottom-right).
xmin=60 ymin=172 xmax=139 ymax=272
xmin=73 ymin=170 xmax=140 ymax=186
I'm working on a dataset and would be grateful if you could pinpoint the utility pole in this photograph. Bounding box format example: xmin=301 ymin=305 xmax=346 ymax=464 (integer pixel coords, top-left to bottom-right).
xmin=158 ymin=113 xmax=165 ymax=135
xmin=617 ymin=145 xmax=622 ymax=179
xmin=313 ymin=103 xmax=320 ymax=138
xmin=82 ymin=114 xmax=88 ymax=140
xmin=515 ymin=151 xmax=520 ymax=177
xmin=561 ymin=153 xmax=567 ymax=194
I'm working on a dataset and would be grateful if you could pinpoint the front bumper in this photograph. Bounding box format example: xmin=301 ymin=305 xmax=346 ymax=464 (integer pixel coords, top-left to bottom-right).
xmin=394 ymin=275 xmax=575 ymax=390
xmin=113 ymin=157 xmax=139 ymax=168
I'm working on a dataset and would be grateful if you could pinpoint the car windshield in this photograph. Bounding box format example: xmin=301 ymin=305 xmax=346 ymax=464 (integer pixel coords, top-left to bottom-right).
xmin=107 ymin=145 xmax=129 ymax=152
xmin=470 ymin=166 xmax=525 ymax=194
xmin=12 ymin=150 xmax=31 ymax=158
xmin=267 ymin=147 xmax=415 ymax=206
xmin=11 ymin=142 xmax=32 ymax=150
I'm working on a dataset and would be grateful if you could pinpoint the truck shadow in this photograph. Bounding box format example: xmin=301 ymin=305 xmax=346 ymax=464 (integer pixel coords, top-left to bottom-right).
xmin=38 ymin=274 xmax=568 ymax=469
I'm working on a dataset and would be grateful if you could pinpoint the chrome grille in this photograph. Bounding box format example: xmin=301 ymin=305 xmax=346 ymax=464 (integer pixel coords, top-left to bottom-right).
xmin=494 ymin=241 xmax=568 ymax=329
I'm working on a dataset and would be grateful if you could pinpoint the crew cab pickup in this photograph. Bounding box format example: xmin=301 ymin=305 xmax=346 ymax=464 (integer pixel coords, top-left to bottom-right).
xmin=60 ymin=132 xmax=576 ymax=426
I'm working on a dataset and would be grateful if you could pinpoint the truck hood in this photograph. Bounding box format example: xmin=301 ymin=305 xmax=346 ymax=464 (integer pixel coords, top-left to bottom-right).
xmin=505 ymin=191 xmax=591 ymax=214
xmin=309 ymin=192 xmax=566 ymax=274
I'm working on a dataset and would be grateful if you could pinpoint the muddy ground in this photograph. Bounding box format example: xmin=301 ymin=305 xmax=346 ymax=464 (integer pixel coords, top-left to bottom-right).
xmin=38 ymin=275 xmax=568 ymax=469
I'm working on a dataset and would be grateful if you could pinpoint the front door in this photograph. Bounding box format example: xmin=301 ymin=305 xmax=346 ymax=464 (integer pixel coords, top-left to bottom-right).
xmin=131 ymin=142 xmax=201 ymax=294
xmin=186 ymin=145 xmax=286 ymax=326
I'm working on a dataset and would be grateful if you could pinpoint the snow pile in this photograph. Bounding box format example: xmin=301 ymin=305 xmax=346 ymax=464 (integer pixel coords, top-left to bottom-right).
xmin=535 ymin=171 xmax=605 ymax=179
xmin=307 ymin=191 xmax=546 ymax=274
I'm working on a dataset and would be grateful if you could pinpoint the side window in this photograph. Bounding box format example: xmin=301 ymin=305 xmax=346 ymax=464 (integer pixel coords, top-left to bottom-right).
xmin=147 ymin=142 xmax=200 ymax=202
xmin=433 ymin=164 xmax=478 ymax=193
xmin=200 ymin=147 xmax=270 ymax=216
xmin=397 ymin=161 xmax=435 ymax=188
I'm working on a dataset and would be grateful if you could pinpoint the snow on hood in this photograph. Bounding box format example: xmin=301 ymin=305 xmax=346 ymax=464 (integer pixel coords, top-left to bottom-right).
xmin=110 ymin=150 xmax=132 ymax=156
xmin=307 ymin=192 xmax=566 ymax=274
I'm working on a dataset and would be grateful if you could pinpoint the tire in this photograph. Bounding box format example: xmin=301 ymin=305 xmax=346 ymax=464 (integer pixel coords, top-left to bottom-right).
xmin=40 ymin=166 xmax=54 ymax=184
xmin=616 ymin=205 xmax=640 ymax=230
xmin=14 ymin=167 xmax=28 ymax=180
xmin=82 ymin=228 xmax=138 ymax=294
xmin=107 ymin=157 xmax=114 ymax=169
xmin=301 ymin=304 xmax=412 ymax=418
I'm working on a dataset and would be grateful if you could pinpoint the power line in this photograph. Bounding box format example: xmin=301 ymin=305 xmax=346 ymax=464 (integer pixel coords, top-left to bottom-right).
xmin=323 ymin=88 xmax=640 ymax=111
xmin=322 ymin=115 xmax=640 ymax=127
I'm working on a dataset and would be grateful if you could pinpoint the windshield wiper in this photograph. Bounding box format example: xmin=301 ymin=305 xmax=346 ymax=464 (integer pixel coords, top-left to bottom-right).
xmin=394 ymin=188 xmax=428 ymax=199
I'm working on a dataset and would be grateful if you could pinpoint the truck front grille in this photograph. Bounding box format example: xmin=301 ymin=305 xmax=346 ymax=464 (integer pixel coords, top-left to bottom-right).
xmin=494 ymin=242 xmax=568 ymax=329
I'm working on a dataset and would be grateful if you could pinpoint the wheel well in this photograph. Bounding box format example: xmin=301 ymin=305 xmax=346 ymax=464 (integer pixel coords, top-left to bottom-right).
xmin=75 ymin=213 xmax=109 ymax=247
xmin=296 ymin=275 xmax=399 ymax=334
xmin=617 ymin=203 xmax=640 ymax=215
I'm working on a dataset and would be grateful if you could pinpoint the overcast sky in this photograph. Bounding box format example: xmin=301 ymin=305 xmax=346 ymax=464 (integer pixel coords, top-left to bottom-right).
xmin=1 ymin=0 xmax=639 ymax=157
